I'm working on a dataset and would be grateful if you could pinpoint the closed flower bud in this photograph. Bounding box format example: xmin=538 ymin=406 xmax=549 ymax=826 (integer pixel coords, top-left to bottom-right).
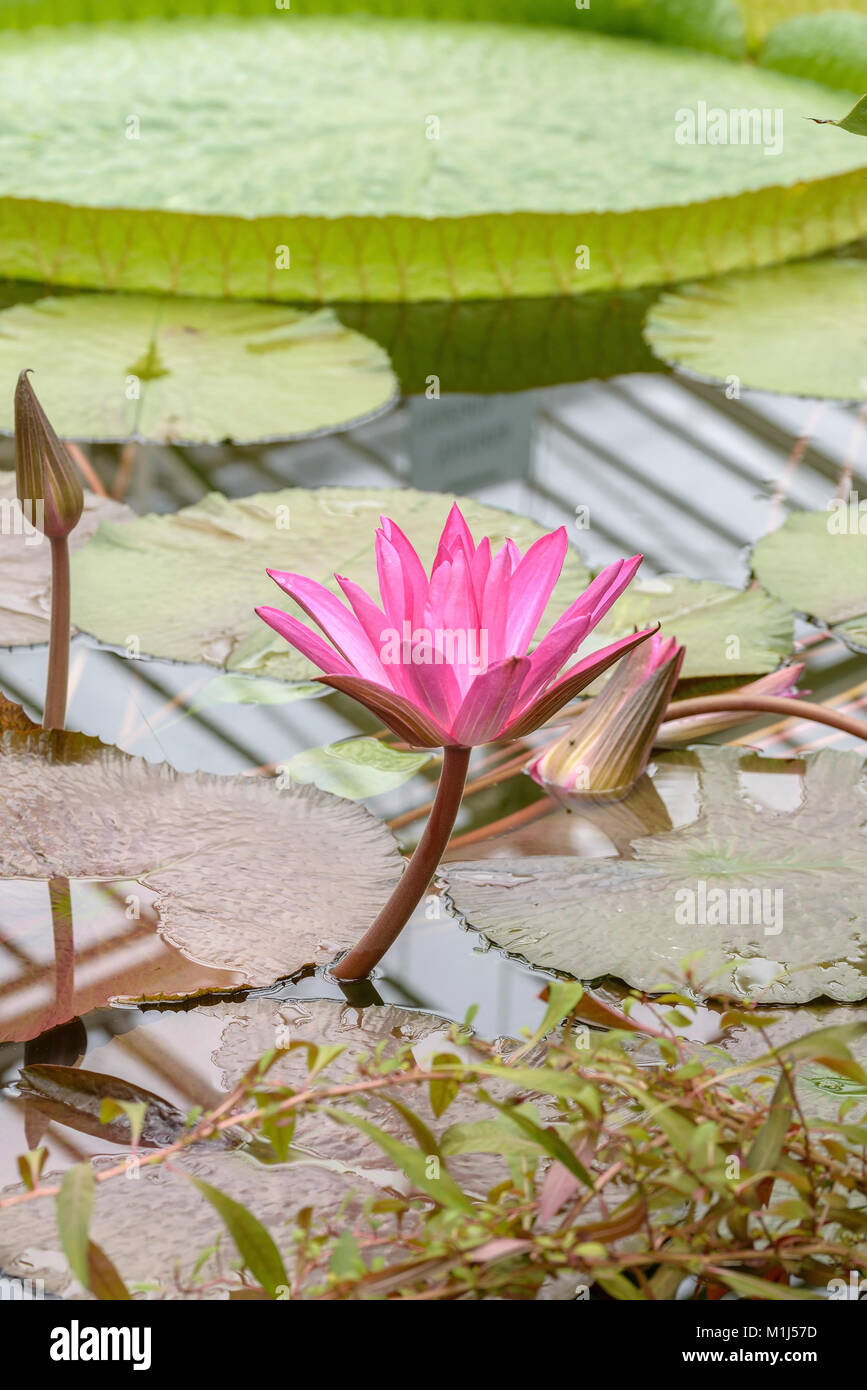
xmin=529 ymin=633 xmax=685 ymax=802
xmin=14 ymin=370 xmax=84 ymax=540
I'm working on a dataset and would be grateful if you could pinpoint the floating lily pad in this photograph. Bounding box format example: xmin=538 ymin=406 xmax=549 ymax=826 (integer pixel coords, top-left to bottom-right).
xmin=0 ymin=471 xmax=134 ymax=648
xmin=280 ymin=738 xmax=433 ymax=800
xmin=70 ymin=487 xmax=592 ymax=682
xmin=0 ymin=296 xmax=397 ymax=443
xmin=442 ymin=745 xmax=867 ymax=1005
xmin=0 ymin=723 xmax=402 ymax=1041
xmin=590 ymin=575 xmax=794 ymax=680
xmin=644 ymin=259 xmax=867 ymax=401
xmin=759 ymin=13 xmax=867 ymax=94
xmin=0 ymin=15 xmax=865 ymax=299
xmin=751 ymin=510 xmax=867 ymax=653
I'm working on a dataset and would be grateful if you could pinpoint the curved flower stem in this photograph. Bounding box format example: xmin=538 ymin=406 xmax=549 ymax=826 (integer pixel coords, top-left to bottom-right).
xmin=663 ymin=694 xmax=867 ymax=746
xmin=332 ymin=745 xmax=472 ymax=982
xmin=43 ymin=536 xmax=71 ymax=731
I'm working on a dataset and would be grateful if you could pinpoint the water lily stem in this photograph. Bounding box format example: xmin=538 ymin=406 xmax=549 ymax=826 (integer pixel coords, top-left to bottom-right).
xmin=43 ymin=536 xmax=71 ymax=731
xmin=663 ymin=694 xmax=867 ymax=745
xmin=332 ymin=745 xmax=472 ymax=981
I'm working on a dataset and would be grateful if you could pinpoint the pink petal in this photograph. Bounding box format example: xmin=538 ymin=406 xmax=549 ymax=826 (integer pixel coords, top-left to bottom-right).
xmin=500 ymin=627 xmax=658 ymax=740
xmin=266 ymin=570 xmax=385 ymax=680
xmin=450 ymin=657 xmax=530 ymax=745
xmin=431 ymin=501 xmax=476 ymax=573
xmin=378 ymin=516 xmax=430 ymax=628
xmin=503 ymin=527 xmax=568 ymax=656
xmin=314 ymin=674 xmax=453 ymax=748
xmin=255 ymin=606 xmax=354 ymax=677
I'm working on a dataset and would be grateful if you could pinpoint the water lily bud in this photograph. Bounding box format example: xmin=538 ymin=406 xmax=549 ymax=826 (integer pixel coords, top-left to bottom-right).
xmin=655 ymin=663 xmax=807 ymax=746
xmin=529 ymin=634 xmax=685 ymax=802
xmin=14 ymin=370 xmax=84 ymax=540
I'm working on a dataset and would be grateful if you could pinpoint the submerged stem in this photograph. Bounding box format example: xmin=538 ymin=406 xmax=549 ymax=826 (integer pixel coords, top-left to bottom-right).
xmin=663 ymin=693 xmax=867 ymax=746
xmin=43 ymin=536 xmax=71 ymax=731
xmin=332 ymin=745 xmax=472 ymax=981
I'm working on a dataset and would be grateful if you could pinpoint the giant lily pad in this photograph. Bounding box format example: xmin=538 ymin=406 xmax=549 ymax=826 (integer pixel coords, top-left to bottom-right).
xmin=644 ymin=258 xmax=867 ymax=401
xmin=0 ymin=722 xmax=402 ymax=1041
xmin=590 ymin=575 xmax=794 ymax=680
xmin=442 ymin=745 xmax=867 ymax=1005
xmin=0 ymin=472 xmax=134 ymax=648
xmin=0 ymin=14 xmax=865 ymax=300
xmin=751 ymin=510 xmax=867 ymax=653
xmin=69 ymin=487 xmax=593 ymax=682
xmin=0 ymin=296 xmax=397 ymax=443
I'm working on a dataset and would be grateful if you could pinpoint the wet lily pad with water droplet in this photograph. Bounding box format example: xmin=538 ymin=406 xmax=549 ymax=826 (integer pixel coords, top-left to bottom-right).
xmin=0 ymin=296 xmax=397 ymax=444
xmin=0 ymin=724 xmax=402 ymax=1042
xmin=70 ymin=487 xmax=592 ymax=682
xmin=590 ymin=574 xmax=794 ymax=680
xmin=751 ymin=510 xmax=867 ymax=653
xmin=442 ymin=745 xmax=867 ymax=1005
xmin=644 ymin=258 xmax=867 ymax=402
xmin=0 ymin=472 xmax=134 ymax=648
xmin=0 ymin=15 xmax=865 ymax=299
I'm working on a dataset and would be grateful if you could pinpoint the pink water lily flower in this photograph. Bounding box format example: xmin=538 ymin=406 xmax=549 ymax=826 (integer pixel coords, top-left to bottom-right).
xmin=256 ymin=503 xmax=653 ymax=750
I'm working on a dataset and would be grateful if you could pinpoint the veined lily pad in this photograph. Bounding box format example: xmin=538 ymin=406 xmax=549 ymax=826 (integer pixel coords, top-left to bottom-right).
xmin=591 ymin=574 xmax=794 ymax=680
xmin=280 ymin=739 xmax=433 ymax=800
xmin=644 ymin=258 xmax=867 ymax=401
xmin=751 ymin=510 xmax=867 ymax=653
xmin=0 ymin=16 xmax=865 ymax=300
xmin=0 ymin=722 xmax=402 ymax=1041
xmin=0 ymin=296 xmax=397 ymax=443
xmin=0 ymin=472 xmax=134 ymax=648
xmin=69 ymin=487 xmax=592 ymax=682
xmin=442 ymin=745 xmax=867 ymax=1005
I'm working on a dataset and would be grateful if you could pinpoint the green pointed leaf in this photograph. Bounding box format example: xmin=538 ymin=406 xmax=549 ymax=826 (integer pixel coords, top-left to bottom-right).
xmin=646 ymin=258 xmax=867 ymax=402
xmin=745 ymin=1072 xmax=792 ymax=1175
xmin=187 ymin=1175 xmax=289 ymax=1298
xmin=86 ymin=1240 xmax=132 ymax=1301
xmin=752 ymin=510 xmax=867 ymax=655
xmin=56 ymin=1163 xmax=94 ymax=1287
xmin=717 ymin=1269 xmax=821 ymax=1300
xmin=326 ymin=1109 xmax=475 ymax=1215
xmin=329 ymin=1230 xmax=366 ymax=1281
xmin=280 ymin=738 xmax=432 ymax=800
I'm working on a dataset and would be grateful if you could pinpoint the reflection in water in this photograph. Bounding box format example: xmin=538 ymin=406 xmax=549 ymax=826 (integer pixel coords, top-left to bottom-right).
xmin=0 ymin=877 xmax=243 ymax=1044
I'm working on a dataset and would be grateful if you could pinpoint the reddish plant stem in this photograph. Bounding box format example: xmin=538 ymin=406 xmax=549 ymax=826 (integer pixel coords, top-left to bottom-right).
xmin=43 ymin=536 xmax=71 ymax=731
xmin=662 ymin=694 xmax=867 ymax=746
xmin=332 ymin=745 xmax=472 ymax=981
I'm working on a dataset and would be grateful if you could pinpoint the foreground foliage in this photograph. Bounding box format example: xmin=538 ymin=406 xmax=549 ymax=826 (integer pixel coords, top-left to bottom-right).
xmin=5 ymin=983 xmax=867 ymax=1301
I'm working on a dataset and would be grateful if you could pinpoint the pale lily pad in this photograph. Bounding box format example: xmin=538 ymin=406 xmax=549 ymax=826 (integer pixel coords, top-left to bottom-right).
xmin=590 ymin=574 xmax=794 ymax=680
xmin=0 ymin=296 xmax=397 ymax=443
xmin=70 ymin=487 xmax=592 ymax=682
xmin=0 ymin=1149 xmax=382 ymax=1300
xmin=644 ymin=259 xmax=867 ymax=401
xmin=280 ymin=738 xmax=432 ymax=800
xmin=0 ymin=471 xmax=134 ymax=648
xmin=442 ymin=745 xmax=867 ymax=1005
xmin=751 ymin=510 xmax=867 ymax=653
xmin=0 ymin=16 xmax=865 ymax=299
xmin=0 ymin=723 xmax=402 ymax=1041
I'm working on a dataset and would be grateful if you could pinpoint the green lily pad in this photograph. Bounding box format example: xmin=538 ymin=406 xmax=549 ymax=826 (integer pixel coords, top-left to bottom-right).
xmin=280 ymin=738 xmax=432 ymax=800
xmin=644 ymin=258 xmax=867 ymax=401
xmin=0 ymin=296 xmax=397 ymax=443
xmin=442 ymin=745 xmax=867 ymax=1005
xmin=760 ymin=13 xmax=867 ymax=95
xmin=0 ymin=471 xmax=134 ymax=648
xmin=751 ymin=510 xmax=867 ymax=653
xmin=0 ymin=722 xmax=403 ymax=1041
xmin=70 ymin=486 xmax=592 ymax=682
xmin=0 ymin=14 xmax=865 ymax=299
xmin=591 ymin=575 xmax=794 ymax=680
